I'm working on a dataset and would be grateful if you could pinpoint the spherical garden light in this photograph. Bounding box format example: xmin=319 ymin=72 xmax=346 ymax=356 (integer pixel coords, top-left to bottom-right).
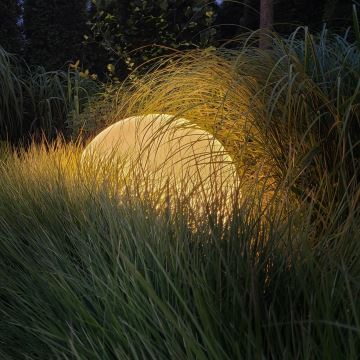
xmin=82 ymin=114 xmax=239 ymax=208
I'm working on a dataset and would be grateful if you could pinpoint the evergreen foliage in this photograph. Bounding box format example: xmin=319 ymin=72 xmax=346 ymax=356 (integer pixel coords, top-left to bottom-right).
xmin=23 ymin=0 xmax=88 ymax=70
xmin=0 ymin=0 xmax=22 ymax=53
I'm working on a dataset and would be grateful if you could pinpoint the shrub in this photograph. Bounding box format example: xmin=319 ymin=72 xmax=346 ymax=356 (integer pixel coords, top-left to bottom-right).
xmin=86 ymin=0 xmax=218 ymax=78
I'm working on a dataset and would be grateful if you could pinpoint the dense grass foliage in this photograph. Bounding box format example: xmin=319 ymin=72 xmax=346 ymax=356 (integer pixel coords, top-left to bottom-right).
xmin=0 ymin=142 xmax=359 ymax=359
xmin=0 ymin=25 xmax=359 ymax=359
xmin=0 ymin=48 xmax=100 ymax=143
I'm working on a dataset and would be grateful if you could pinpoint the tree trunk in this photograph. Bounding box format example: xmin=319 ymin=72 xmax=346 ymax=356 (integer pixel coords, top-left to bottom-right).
xmin=259 ymin=0 xmax=273 ymax=49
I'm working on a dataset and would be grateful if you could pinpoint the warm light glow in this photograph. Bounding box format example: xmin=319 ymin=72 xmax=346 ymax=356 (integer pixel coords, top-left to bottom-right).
xmin=82 ymin=114 xmax=239 ymax=204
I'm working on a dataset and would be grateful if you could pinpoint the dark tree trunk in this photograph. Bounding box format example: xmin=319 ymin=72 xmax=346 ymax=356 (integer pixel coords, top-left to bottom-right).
xmin=259 ymin=0 xmax=273 ymax=49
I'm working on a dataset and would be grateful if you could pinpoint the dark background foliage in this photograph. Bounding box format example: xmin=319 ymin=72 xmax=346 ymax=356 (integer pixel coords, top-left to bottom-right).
xmin=0 ymin=0 xmax=357 ymax=142
xmin=0 ymin=0 xmax=22 ymax=53
xmin=23 ymin=0 xmax=88 ymax=70
xmin=85 ymin=0 xmax=218 ymax=79
xmin=0 ymin=0 xmax=355 ymax=75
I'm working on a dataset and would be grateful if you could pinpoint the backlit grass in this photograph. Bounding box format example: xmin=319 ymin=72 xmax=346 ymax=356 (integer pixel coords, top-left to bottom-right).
xmin=0 ymin=22 xmax=360 ymax=359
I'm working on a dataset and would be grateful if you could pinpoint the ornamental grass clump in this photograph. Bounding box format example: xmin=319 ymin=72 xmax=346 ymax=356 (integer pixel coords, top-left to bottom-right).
xmin=0 ymin=137 xmax=359 ymax=359
xmin=78 ymin=22 xmax=360 ymax=222
xmin=0 ymin=21 xmax=359 ymax=359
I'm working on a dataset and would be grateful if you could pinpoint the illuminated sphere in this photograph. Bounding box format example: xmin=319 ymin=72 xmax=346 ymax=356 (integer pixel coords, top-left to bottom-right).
xmin=82 ymin=114 xmax=238 ymax=202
